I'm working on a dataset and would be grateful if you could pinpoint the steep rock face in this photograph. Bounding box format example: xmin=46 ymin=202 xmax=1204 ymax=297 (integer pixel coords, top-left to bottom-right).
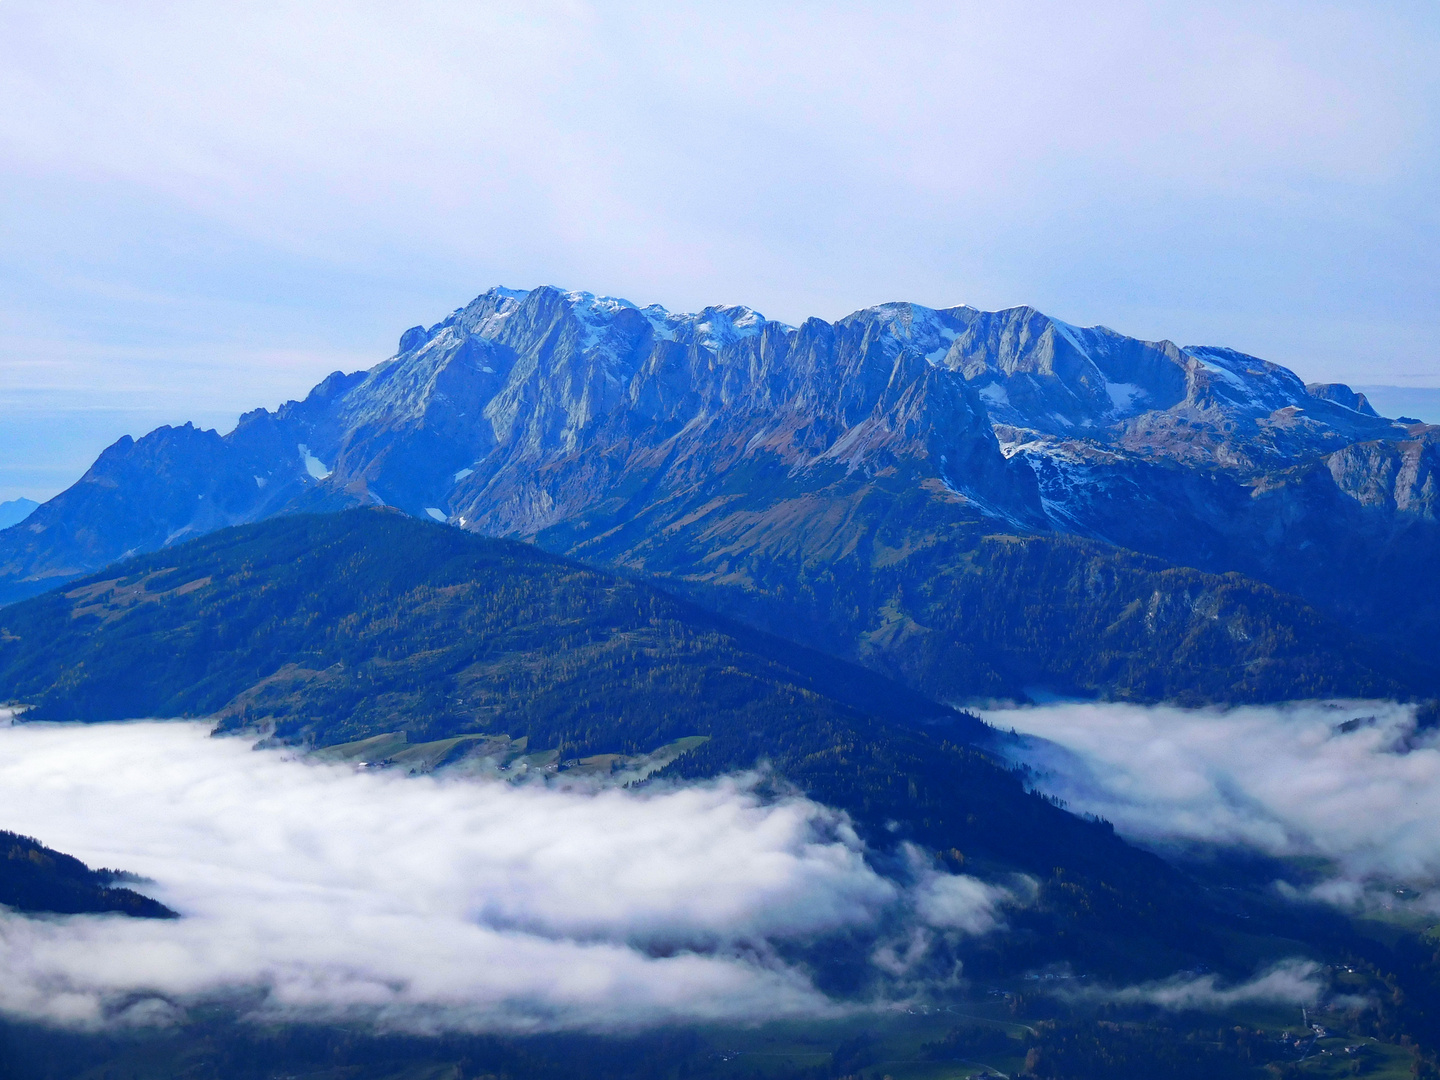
xmin=0 ymin=287 xmax=1045 ymax=602
xmin=321 ymin=289 xmax=1042 ymax=540
xmin=1000 ymin=419 xmax=1440 ymax=650
xmin=1308 ymin=382 xmax=1379 ymax=416
xmin=0 ymin=421 xmax=311 ymax=604
xmin=1327 ymin=429 xmax=1440 ymax=518
xmin=0 ymin=285 xmax=1435 ymax=694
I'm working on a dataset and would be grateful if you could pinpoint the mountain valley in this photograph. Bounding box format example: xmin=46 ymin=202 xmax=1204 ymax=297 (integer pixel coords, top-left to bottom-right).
xmin=0 ymin=509 xmax=1199 ymax=940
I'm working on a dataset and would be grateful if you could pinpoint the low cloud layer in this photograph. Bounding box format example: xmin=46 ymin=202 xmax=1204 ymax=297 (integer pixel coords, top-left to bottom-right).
xmin=985 ymin=700 xmax=1440 ymax=898
xmin=0 ymin=721 xmax=1007 ymax=1032
xmin=1064 ymin=960 xmax=1328 ymax=1012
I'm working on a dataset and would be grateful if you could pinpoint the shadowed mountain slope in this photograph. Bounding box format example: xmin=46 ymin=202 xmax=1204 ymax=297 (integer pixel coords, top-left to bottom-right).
xmin=0 ymin=831 xmax=175 ymax=919
xmin=0 ymin=509 xmax=977 ymax=753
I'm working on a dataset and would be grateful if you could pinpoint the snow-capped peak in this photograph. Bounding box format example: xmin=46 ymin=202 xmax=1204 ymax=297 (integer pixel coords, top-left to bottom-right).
xmin=692 ymin=304 xmax=778 ymax=350
xmin=853 ymin=302 xmax=959 ymax=364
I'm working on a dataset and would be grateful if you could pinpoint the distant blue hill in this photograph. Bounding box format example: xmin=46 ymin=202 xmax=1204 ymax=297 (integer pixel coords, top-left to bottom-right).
xmin=1355 ymin=385 xmax=1440 ymax=425
xmin=0 ymin=497 xmax=37 ymax=530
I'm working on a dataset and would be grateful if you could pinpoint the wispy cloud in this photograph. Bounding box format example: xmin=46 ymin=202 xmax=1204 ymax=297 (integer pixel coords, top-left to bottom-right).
xmin=0 ymin=0 xmax=1435 ymax=484
xmin=1064 ymin=959 xmax=1328 ymax=1011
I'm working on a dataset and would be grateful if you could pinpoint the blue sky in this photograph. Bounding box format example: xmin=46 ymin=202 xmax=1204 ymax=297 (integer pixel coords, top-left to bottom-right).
xmin=2 ymin=1 xmax=1438 ymax=501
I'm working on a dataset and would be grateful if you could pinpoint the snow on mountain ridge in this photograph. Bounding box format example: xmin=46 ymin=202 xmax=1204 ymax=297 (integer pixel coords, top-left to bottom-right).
xmin=419 ymin=286 xmax=790 ymax=360
xmin=371 ymin=287 xmax=1408 ymax=486
xmin=401 ymin=287 xmax=1371 ymax=430
xmin=1 ymin=279 xmax=1436 ymax=713
xmin=0 ymin=281 xmax=1421 ymax=615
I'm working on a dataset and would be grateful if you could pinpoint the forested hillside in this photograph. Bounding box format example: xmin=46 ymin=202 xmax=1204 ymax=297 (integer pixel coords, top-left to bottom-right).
xmin=0 ymin=509 xmax=1227 ymax=978
xmin=558 ymin=460 xmax=1419 ymax=705
xmin=0 ymin=831 xmax=174 ymax=918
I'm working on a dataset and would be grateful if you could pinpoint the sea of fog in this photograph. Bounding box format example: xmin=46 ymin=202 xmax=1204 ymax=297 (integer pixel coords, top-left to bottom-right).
xmin=0 ymin=720 xmax=1013 ymax=1032
xmin=982 ymin=699 xmax=1440 ymax=910
xmin=0 ymin=706 xmax=1411 ymax=1032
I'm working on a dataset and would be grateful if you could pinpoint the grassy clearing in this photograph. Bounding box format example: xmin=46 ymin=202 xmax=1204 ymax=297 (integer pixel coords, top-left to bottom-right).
xmin=305 ymin=731 xmax=710 ymax=785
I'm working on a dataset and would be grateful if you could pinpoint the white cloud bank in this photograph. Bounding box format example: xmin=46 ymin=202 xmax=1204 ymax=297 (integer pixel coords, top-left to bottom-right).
xmin=984 ymin=700 xmax=1440 ymax=899
xmin=0 ymin=721 xmax=1008 ymax=1032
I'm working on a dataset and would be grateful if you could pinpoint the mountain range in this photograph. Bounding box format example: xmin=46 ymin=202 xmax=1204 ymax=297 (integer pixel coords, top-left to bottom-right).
xmin=0 ymin=498 xmax=36 ymax=531
xmin=2 ymin=285 xmax=1434 ymax=704
xmin=2 ymin=287 xmax=1440 ymax=1074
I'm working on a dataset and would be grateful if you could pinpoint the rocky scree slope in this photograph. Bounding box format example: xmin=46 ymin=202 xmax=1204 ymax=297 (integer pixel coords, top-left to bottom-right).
xmin=0 ymin=286 xmax=1433 ymax=700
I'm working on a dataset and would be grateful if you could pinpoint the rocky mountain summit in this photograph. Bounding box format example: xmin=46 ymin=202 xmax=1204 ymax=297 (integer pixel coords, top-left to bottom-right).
xmin=2 ymin=286 xmax=1435 ymax=700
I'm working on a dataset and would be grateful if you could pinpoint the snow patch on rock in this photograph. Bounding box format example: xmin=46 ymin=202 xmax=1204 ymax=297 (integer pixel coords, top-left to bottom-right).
xmin=978 ymin=384 xmax=1010 ymax=407
xmin=1105 ymin=382 xmax=1145 ymax=413
xmin=298 ymin=445 xmax=331 ymax=481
